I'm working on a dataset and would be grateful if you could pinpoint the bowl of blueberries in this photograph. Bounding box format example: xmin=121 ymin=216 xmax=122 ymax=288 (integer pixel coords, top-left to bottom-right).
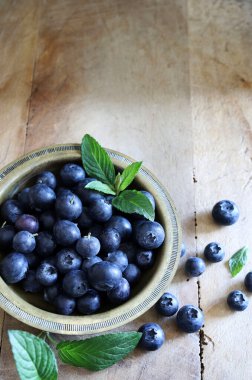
xmin=0 ymin=140 xmax=181 ymax=335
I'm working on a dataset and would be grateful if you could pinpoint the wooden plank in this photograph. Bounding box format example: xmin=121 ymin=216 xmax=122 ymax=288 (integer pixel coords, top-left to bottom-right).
xmin=189 ymin=0 xmax=252 ymax=379
xmin=20 ymin=1 xmax=199 ymax=379
xmin=0 ymin=0 xmax=39 ymax=363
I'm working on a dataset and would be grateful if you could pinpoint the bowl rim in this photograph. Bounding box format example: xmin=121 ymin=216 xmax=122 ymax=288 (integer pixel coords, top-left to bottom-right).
xmin=0 ymin=143 xmax=181 ymax=334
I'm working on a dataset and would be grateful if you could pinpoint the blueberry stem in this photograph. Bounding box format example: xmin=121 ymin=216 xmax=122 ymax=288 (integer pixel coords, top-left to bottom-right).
xmin=32 ymin=233 xmax=39 ymax=237
xmin=1 ymin=221 xmax=6 ymax=228
xmin=46 ymin=332 xmax=58 ymax=346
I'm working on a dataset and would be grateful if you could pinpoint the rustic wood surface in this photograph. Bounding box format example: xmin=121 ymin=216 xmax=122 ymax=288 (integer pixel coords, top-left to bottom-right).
xmin=0 ymin=0 xmax=251 ymax=379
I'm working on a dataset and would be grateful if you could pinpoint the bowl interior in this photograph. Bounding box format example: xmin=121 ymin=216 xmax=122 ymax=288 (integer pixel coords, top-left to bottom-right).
xmin=0 ymin=145 xmax=181 ymax=334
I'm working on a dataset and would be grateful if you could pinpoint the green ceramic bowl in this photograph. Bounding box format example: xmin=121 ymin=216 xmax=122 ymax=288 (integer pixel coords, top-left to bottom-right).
xmin=0 ymin=144 xmax=181 ymax=335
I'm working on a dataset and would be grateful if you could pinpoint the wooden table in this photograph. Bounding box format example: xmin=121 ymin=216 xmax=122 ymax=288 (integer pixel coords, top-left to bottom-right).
xmin=0 ymin=1 xmax=251 ymax=379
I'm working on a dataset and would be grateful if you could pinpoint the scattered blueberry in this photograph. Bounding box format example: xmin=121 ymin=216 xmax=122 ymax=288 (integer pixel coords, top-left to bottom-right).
xmin=13 ymin=231 xmax=36 ymax=254
xmin=81 ymin=256 xmax=102 ymax=272
xmin=107 ymin=278 xmax=130 ymax=305
xmin=212 ymin=200 xmax=239 ymax=226
xmin=1 ymin=199 xmax=23 ymax=224
xmin=53 ymin=220 xmax=81 ymax=246
xmin=77 ymin=208 xmax=93 ymax=229
xmin=138 ymin=323 xmax=165 ymax=351
xmin=77 ymin=289 xmax=101 ymax=314
xmin=176 ymin=305 xmax=204 ymax=333
xmin=44 ymin=284 xmax=61 ymax=303
xmin=56 ymin=248 xmax=82 ymax=273
xmin=62 ymin=269 xmax=88 ymax=297
xmin=136 ymin=250 xmax=154 ymax=269
xmin=185 ymin=257 xmax=206 ymax=277
xmin=119 ymin=242 xmax=137 ymax=263
xmin=89 ymin=198 xmax=112 ymax=222
xmin=180 ymin=242 xmax=186 ymax=258
xmin=88 ymin=261 xmax=122 ymax=291
xmin=55 ymin=192 xmax=82 ymax=221
xmin=106 ymin=216 xmax=132 ymax=241
xmin=0 ymin=224 xmax=15 ymax=250
xmin=15 ymin=214 xmax=39 ymax=234
xmin=29 ymin=184 xmax=56 ymax=211
xmin=135 ymin=221 xmax=165 ymax=249
xmin=22 ymin=270 xmax=43 ymax=293
xmin=24 ymin=252 xmax=40 ymax=268
xmin=60 ymin=163 xmax=85 ymax=186
xmin=156 ymin=292 xmax=179 ymax=316
xmin=100 ymin=227 xmax=121 ymax=252
xmin=105 ymin=250 xmax=128 ymax=272
xmin=76 ymin=234 xmax=100 ymax=258
xmin=123 ymin=264 xmax=141 ymax=284
xmin=204 ymin=242 xmax=225 ymax=262
xmin=244 ymin=272 xmax=252 ymax=292
xmin=0 ymin=252 xmax=28 ymax=283
xmin=36 ymin=262 xmax=58 ymax=287
xmin=36 ymin=171 xmax=57 ymax=190
xmin=17 ymin=188 xmax=31 ymax=211
xmin=54 ymin=294 xmax=76 ymax=315
xmin=227 ymin=290 xmax=248 ymax=311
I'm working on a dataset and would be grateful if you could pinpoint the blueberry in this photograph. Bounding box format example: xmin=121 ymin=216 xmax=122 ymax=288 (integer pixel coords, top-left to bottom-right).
xmin=136 ymin=250 xmax=154 ymax=269
xmin=1 ymin=199 xmax=23 ymax=224
xmin=56 ymin=248 xmax=82 ymax=273
xmin=244 ymin=272 xmax=252 ymax=292
xmin=36 ymin=262 xmax=58 ymax=286
xmin=105 ymin=216 xmax=132 ymax=241
xmin=77 ymin=208 xmax=93 ymax=229
xmin=100 ymin=227 xmax=121 ymax=252
xmin=29 ymin=184 xmax=56 ymax=211
xmin=89 ymin=198 xmax=112 ymax=223
xmin=88 ymin=261 xmax=122 ymax=291
xmin=119 ymin=242 xmax=138 ymax=263
xmin=76 ymin=234 xmax=100 ymax=258
xmin=204 ymin=242 xmax=225 ymax=262
xmin=176 ymin=305 xmax=204 ymax=333
xmin=55 ymin=192 xmax=82 ymax=221
xmin=0 ymin=252 xmax=28 ymax=283
xmin=123 ymin=264 xmax=141 ymax=284
xmin=17 ymin=188 xmax=31 ymax=211
xmin=156 ymin=292 xmax=179 ymax=316
xmin=13 ymin=231 xmax=36 ymax=254
xmin=36 ymin=232 xmax=56 ymax=257
xmin=0 ymin=224 xmax=15 ymax=249
xmin=138 ymin=323 xmax=165 ymax=351
xmin=88 ymin=224 xmax=103 ymax=240
xmin=75 ymin=178 xmax=104 ymax=204
xmin=227 ymin=290 xmax=248 ymax=311
xmin=107 ymin=278 xmax=130 ymax=305
xmin=77 ymin=289 xmax=101 ymax=314
xmin=54 ymin=294 xmax=76 ymax=315
xmin=44 ymin=284 xmax=61 ymax=303
xmin=53 ymin=220 xmax=81 ymax=246
xmin=212 ymin=200 xmax=239 ymax=226
xmin=105 ymin=250 xmax=128 ymax=272
xmin=60 ymin=163 xmax=85 ymax=187
xmin=135 ymin=221 xmax=165 ymax=250
xmin=140 ymin=191 xmax=156 ymax=211
xmin=81 ymin=256 xmax=102 ymax=272
xmin=56 ymin=187 xmax=73 ymax=197
xmin=15 ymin=214 xmax=39 ymax=234
xmin=24 ymin=252 xmax=40 ymax=268
xmin=22 ymin=270 xmax=43 ymax=293
xmin=180 ymin=242 xmax=186 ymax=258
xmin=185 ymin=257 xmax=205 ymax=277
xmin=62 ymin=269 xmax=88 ymax=297
xmin=39 ymin=211 xmax=56 ymax=231
xmin=36 ymin=171 xmax=57 ymax=189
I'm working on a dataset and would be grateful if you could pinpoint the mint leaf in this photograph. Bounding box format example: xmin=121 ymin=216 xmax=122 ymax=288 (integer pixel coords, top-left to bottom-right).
xmin=229 ymin=246 xmax=249 ymax=277
xmin=112 ymin=190 xmax=155 ymax=221
xmin=119 ymin=161 xmax=142 ymax=192
xmin=8 ymin=330 xmax=58 ymax=380
xmin=81 ymin=134 xmax=115 ymax=186
xmin=85 ymin=181 xmax=115 ymax=195
xmin=56 ymin=332 xmax=142 ymax=371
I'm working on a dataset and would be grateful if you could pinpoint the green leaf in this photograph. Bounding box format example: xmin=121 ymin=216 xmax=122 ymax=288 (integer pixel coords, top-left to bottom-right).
xmin=85 ymin=181 xmax=115 ymax=195
xmin=112 ymin=190 xmax=155 ymax=221
xmin=56 ymin=332 xmax=142 ymax=372
xmin=229 ymin=246 xmax=249 ymax=277
xmin=8 ymin=330 xmax=58 ymax=380
xmin=114 ymin=173 xmax=121 ymax=195
xmin=81 ymin=134 xmax=115 ymax=186
xmin=119 ymin=161 xmax=142 ymax=192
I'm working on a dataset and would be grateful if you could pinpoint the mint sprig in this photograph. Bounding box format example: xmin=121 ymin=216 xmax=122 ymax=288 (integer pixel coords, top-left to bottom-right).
xmin=8 ymin=330 xmax=142 ymax=378
xmin=56 ymin=332 xmax=142 ymax=371
xmin=81 ymin=134 xmax=154 ymax=220
xmin=229 ymin=246 xmax=249 ymax=277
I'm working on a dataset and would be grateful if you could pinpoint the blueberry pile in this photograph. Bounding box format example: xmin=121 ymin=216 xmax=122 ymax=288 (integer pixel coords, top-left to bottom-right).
xmin=0 ymin=164 xmax=165 ymax=316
